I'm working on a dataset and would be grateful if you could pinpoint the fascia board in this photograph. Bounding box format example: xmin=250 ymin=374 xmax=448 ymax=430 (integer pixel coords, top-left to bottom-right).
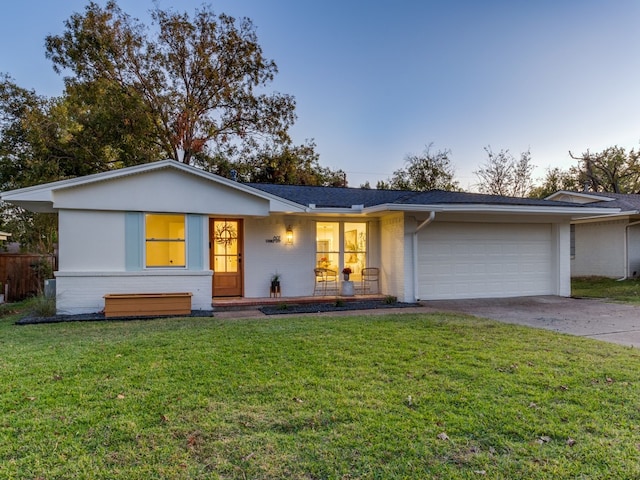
xmin=571 ymin=210 xmax=640 ymax=224
xmin=362 ymin=203 xmax=622 ymax=216
xmin=304 ymin=207 xmax=365 ymax=215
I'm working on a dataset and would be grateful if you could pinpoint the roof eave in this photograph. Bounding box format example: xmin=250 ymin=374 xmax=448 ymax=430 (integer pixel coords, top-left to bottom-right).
xmin=571 ymin=210 xmax=640 ymax=223
xmin=362 ymin=203 xmax=622 ymax=216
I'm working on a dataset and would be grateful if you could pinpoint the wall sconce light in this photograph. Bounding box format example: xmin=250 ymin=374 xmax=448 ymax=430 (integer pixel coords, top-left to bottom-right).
xmin=285 ymin=225 xmax=294 ymax=245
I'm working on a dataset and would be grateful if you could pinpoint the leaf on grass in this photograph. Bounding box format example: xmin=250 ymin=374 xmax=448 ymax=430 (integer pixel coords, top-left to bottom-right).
xmin=160 ymin=414 xmax=169 ymax=423
xmin=26 ymin=396 xmax=36 ymax=401
xmin=559 ymin=385 xmax=568 ymax=391
xmin=437 ymin=432 xmax=449 ymax=441
xmin=528 ymin=402 xmax=538 ymax=409
xmin=536 ymin=436 xmax=551 ymax=444
xmin=606 ymin=377 xmax=614 ymax=384
xmin=242 ymin=452 xmax=255 ymax=462
xmin=293 ymin=397 xmax=304 ymax=403
xmin=566 ymin=438 xmax=576 ymax=447
xmin=116 ymin=394 xmax=125 ymax=399
xmin=187 ymin=434 xmax=198 ymax=448
xmin=474 ymin=470 xmax=487 ymax=475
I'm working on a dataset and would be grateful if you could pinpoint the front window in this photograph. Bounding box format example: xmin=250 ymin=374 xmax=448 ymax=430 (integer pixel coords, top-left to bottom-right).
xmin=570 ymin=224 xmax=575 ymax=259
xmin=316 ymin=222 xmax=339 ymax=271
xmin=145 ymin=214 xmax=185 ymax=267
xmin=344 ymin=222 xmax=367 ymax=279
xmin=316 ymin=221 xmax=367 ymax=279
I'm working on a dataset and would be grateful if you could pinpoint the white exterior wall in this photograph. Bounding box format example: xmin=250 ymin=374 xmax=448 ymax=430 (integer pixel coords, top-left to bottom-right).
xmin=380 ymin=213 xmax=406 ymax=301
xmin=54 ymin=168 xmax=270 ymax=216
xmin=55 ymin=271 xmax=212 ymax=315
xmin=56 ymin=209 xmax=212 ymax=315
xmin=629 ymin=224 xmax=640 ymax=278
xmin=243 ymin=216 xmax=317 ymax=297
xmin=572 ymin=220 xmax=626 ymax=277
xmin=552 ymin=223 xmax=571 ymax=297
xmin=242 ymin=216 xmax=382 ymax=298
xmin=59 ymin=210 xmax=125 ymax=271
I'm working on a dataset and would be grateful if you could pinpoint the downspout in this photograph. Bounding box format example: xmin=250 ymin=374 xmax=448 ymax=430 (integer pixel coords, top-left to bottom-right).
xmin=617 ymin=219 xmax=640 ymax=281
xmin=413 ymin=211 xmax=435 ymax=301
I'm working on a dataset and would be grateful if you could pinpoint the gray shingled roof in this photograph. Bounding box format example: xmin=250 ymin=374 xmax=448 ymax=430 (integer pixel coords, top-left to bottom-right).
xmin=247 ymin=183 xmax=605 ymax=209
xmin=576 ymin=192 xmax=640 ymax=211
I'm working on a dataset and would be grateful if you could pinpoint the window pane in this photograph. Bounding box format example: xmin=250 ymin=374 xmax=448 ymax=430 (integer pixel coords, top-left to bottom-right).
xmin=145 ymin=214 xmax=185 ymax=267
xmin=146 ymin=214 xmax=185 ymax=240
xmin=146 ymin=241 xmax=186 ymax=267
xmin=316 ymin=222 xmax=339 ymax=270
xmin=344 ymin=222 xmax=366 ymax=277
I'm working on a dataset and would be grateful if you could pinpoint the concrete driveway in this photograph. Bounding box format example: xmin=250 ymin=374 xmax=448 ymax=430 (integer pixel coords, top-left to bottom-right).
xmin=423 ymin=296 xmax=640 ymax=347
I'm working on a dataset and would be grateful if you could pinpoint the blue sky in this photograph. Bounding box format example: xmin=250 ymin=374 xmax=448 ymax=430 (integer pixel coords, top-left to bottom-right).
xmin=1 ymin=1 xmax=640 ymax=189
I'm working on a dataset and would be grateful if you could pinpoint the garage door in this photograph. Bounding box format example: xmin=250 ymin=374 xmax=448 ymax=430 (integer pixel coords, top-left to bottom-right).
xmin=418 ymin=222 xmax=553 ymax=300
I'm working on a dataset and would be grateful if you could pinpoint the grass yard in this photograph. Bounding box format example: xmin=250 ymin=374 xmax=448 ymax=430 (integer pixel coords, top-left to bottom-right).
xmin=572 ymin=276 xmax=640 ymax=303
xmin=1 ymin=304 xmax=640 ymax=479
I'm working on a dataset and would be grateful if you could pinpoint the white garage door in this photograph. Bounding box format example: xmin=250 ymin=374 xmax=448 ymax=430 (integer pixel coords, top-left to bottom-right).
xmin=418 ymin=222 xmax=553 ymax=300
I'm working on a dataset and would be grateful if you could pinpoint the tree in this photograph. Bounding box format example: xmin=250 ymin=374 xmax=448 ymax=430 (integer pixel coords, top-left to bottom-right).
xmin=529 ymin=167 xmax=580 ymax=198
xmin=45 ymin=1 xmax=296 ymax=165
xmin=474 ymin=147 xmax=534 ymax=197
xmin=195 ymin=139 xmax=346 ymax=186
xmin=387 ymin=144 xmax=459 ymax=191
xmin=0 ymin=76 xmax=61 ymax=252
xmin=568 ymin=146 xmax=640 ymax=193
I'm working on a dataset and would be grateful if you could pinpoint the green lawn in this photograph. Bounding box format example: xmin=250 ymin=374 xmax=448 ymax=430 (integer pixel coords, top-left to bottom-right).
xmin=1 ymin=305 xmax=640 ymax=479
xmin=572 ymin=276 xmax=640 ymax=303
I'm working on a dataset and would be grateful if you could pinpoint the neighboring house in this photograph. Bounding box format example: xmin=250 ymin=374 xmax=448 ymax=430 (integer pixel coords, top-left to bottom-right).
xmin=0 ymin=160 xmax=618 ymax=315
xmin=547 ymin=191 xmax=640 ymax=279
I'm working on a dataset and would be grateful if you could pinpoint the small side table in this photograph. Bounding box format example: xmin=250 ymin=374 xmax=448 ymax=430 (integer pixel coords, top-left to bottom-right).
xmin=341 ymin=280 xmax=355 ymax=297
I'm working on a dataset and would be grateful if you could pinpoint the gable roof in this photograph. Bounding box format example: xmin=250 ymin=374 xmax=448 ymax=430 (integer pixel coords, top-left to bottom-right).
xmin=0 ymin=160 xmax=307 ymax=214
xmin=547 ymin=191 xmax=640 ymax=215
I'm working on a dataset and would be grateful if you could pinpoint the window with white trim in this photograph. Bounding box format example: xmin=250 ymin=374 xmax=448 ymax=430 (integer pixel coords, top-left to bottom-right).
xmin=145 ymin=214 xmax=186 ymax=267
xmin=316 ymin=221 xmax=367 ymax=279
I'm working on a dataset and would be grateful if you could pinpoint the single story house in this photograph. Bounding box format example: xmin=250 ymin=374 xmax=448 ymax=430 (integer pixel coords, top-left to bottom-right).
xmin=0 ymin=160 xmax=619 ymax=315
xmin=547 ymin=191 xmax=640 ymax=279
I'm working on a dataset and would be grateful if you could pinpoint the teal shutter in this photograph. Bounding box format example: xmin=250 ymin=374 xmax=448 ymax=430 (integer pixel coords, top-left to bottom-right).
xmin=125 ymin=212 xmax=143 ymax=270
xmin=187 ymin=214 xmax=204 ymax=270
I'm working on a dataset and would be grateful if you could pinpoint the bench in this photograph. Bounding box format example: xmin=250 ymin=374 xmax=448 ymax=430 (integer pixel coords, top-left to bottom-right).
xmin=103 ymin=292 xmax=192 ymax=318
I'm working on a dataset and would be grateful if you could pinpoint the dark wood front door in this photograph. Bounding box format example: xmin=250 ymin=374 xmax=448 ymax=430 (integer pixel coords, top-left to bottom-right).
xmin=210 ymin=219 xmax=243 ymax=297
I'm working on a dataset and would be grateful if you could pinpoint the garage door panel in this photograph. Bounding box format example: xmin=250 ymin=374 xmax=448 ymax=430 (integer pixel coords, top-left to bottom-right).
xmin=418 ymin=223 xmax=553 ymax=300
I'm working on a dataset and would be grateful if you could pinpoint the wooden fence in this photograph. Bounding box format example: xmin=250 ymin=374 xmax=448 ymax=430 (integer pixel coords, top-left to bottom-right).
xmin=0 ymin=254 xmax=57 ymax=301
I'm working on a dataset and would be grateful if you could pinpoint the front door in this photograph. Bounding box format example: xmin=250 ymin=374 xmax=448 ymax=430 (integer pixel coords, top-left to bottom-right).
xmin=210 ymin=219 xmax=243 ymax=297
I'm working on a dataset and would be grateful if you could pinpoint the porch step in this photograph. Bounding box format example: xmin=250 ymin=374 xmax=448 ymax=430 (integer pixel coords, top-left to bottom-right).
xmin=212 ymin=294 xmax=386 ymax=312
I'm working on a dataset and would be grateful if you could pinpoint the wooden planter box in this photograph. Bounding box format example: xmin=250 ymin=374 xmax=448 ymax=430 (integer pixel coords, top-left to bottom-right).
xmin=104 ymin=292 xmax=192 ymax=318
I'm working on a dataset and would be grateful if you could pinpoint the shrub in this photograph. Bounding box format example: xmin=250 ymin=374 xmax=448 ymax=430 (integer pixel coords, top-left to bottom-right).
xmin=28 ymin=294 xmax=56 ymax=318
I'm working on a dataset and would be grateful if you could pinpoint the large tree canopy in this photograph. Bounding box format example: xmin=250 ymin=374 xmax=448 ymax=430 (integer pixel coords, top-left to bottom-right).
xmin=529 ymin=146 xmax=640 ymax=198
xmin=569 ymin=146 xmax=640 ymax=194
xmin=45 ymin=1 xmax=297 ymax=165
